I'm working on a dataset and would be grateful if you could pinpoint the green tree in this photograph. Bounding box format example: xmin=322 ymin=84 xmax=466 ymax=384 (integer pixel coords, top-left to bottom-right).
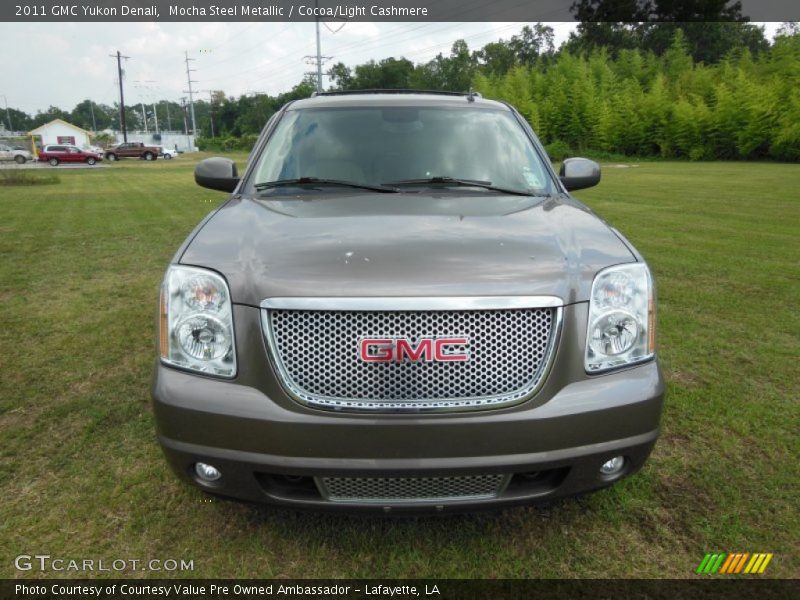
xmin=31 ymin=106 xmax=71 ymax=128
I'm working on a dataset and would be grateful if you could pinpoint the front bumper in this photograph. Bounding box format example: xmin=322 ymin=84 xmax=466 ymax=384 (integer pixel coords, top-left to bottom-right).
xmin=152 ymin=355 xmax=664 ymax=512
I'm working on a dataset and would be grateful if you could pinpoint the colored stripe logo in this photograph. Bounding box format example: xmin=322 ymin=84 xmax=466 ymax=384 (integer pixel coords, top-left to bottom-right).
xmin=696 ymin=553 xmax=773 ymax=574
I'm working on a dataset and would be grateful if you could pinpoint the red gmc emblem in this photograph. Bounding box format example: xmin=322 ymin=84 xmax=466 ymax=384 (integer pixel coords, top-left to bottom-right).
xmin=359 ymin=337 xmax=470 ymax=362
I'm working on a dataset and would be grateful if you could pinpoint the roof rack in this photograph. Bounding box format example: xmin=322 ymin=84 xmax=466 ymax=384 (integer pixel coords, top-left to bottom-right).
xmin=311 ymin=89 xmax=475 ymax=98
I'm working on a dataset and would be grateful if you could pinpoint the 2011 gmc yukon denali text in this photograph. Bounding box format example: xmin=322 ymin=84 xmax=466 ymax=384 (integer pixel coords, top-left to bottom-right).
xmin=152 ymin=91 xmax=665 ymax=512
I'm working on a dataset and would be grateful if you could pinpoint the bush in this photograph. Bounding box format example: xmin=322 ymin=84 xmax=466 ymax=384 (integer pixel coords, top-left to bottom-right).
xmin=544 ymin=140 xmax=572 ymax=162
xmin=240 ymin=133 xmax=259 ymax=151
xmin=197 ymin=135 xmax=258 ymax=152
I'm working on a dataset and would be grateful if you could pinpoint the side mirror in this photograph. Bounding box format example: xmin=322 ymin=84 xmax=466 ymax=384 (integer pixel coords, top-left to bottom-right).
xmin=559 ymin=158 xmax=601 ymax=191
xmin=195 ymin=157 xmax=240 ymax=192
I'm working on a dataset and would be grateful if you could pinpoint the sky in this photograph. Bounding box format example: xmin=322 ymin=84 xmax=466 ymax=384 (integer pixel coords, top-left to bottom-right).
xmin=0 ymin=21 xmax=782 ymax=115
xmin=0 ymin=21 xmax=576 ymax=113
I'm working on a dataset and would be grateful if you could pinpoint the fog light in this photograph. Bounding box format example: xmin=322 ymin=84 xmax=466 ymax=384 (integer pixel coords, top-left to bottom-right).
xmin=194 ymin=462 xmax=221 ymax=482
xmin=600 ymin=456 xmax=625 ymax=476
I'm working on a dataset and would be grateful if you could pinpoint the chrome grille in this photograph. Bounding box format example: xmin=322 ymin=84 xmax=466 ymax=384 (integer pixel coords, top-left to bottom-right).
xmin=318 ymin=474 xmax=509 ymax=503
xmin=262 ymin=300 xmax=560 ymax=412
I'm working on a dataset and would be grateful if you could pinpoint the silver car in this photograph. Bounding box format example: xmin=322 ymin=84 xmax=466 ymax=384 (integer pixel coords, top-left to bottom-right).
xmin=0 ymin=144 xmax=32 ymax=164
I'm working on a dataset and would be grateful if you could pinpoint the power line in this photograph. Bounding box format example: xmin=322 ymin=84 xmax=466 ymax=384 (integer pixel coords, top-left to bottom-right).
xmin=256 ymin=22 xmax=527 ymax=92
xmin=251 ymin=22 xmax=480 ymax=89
xmin=200 ymin=20 xmax=531 ymax=98
xmin=199 ymin=23 xmax=295 ymax=71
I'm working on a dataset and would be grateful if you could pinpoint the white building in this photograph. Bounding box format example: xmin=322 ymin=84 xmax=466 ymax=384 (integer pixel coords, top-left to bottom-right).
xmin=28 ymin=119 xmax=91 ymax=148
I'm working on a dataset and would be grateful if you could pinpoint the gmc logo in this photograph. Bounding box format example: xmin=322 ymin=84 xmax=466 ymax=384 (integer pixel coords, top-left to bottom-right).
xmin=359 ymin=337 xmax=470 ymax=362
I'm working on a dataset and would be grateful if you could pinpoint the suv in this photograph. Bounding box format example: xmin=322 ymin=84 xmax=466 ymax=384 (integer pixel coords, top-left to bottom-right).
xmin=38 ymin=144 xmax=102 ymax=166
xmin=152 ymin=91 xmax=664 ymax=512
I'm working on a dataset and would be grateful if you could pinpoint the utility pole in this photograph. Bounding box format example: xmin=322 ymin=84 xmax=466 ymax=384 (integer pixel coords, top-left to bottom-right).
xmin=133 ymin=80 xmax=160 ymax=135
xmin=109 ymin=51 xmax=129 ymax=142
xmin=0 ymin=95 xmax=12 ymax=131
xmin=183 ymin=51 xmax=198 ymax=139
xmin=180 ymin=97 xmax=190 ymax=149
xmin=202 ymin=90 xmax=216 ymax=138
xmin=164 ymin=100 xmax=172 ymax=131
xmin=304 ymin=3 xmax=332 ymax=93
xmin=140 ymin=102 xmax=148 ymax=134
xmin=89 ymin=101 xmax=97 ymax=132
xmin=180 ymin=98 xmax=188 ymax=134
xmin=315 ymin=1 xmax=323 ymax=93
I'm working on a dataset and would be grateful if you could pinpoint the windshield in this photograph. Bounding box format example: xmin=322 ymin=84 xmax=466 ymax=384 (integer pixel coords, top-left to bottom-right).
xmin=248 ymin=106 xmax=554 ymax=195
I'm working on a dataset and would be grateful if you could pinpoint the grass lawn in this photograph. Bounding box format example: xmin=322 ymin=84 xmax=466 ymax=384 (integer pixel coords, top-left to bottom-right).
xmin=0 ymin=156 xmax=797 ymax=579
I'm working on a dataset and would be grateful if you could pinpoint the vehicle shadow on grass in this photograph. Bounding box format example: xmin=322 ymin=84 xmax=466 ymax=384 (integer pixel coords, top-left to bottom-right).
xmin=210 ymin=489 xmax=597 ymax=537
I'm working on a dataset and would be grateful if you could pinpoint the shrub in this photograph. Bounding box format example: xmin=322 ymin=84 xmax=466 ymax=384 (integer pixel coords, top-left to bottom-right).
xmin=544 ymin=140 xmax=572 ymax=162
xmin=0 ymin=169 xmax=60 ymax=186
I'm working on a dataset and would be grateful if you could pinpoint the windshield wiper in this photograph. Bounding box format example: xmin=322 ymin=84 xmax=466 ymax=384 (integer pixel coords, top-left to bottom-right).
xmin=254 ymin=177 xmax=398 ymax=193
xmin=383 ymin=176 xmax=542 ymax=197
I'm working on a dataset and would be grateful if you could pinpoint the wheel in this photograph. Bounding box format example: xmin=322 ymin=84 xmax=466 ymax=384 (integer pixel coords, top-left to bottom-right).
xmin=48 ymin=157 xmax=59 ymax=166
xmin=14 ymin=155 xmax=25 ymax=164
xmin=144 ymin=152 xmax=154 ymax=161
xmin=163 ymin=153 xmax=172 ymax=160
xmin=86 ymin=157 xmax=96 ymax=166
xmin=106 ymin=153 xmax=117 ymax=161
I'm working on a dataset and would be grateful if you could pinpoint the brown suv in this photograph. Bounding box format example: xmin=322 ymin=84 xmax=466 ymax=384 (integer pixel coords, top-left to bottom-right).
xmin=152 ymin=91 xmax=664 ymax=512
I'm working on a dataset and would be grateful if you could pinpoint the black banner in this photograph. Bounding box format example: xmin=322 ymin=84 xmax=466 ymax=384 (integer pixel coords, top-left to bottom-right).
xmin=2 ymin=579 xmax=800 ymax=600
xmin=4 ymin=0 xmax=800 ymax=23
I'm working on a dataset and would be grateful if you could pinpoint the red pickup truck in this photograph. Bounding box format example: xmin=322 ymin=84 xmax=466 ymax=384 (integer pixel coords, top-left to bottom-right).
xmin=105 ymin=142 xmax=161 ymax=161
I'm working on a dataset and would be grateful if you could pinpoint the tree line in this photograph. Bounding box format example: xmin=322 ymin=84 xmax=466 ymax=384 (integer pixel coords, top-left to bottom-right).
xmin=5 ymin=20 xmax=799 ymax=160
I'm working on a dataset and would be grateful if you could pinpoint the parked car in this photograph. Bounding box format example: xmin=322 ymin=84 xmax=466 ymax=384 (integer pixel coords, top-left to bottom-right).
xmin=0 ymin=143 xmax=33 ymax=164
xmin=158 ymin=146 xmax=179 ymax=159
xmin=38 ymin=144 xmax=102 ymax=166
xmin=105 ymin=141 xmax=161 ymax=161
xmin=153 ymin=91 xmax=664 ymax=512
xmin=82 ymin=144 xmax=104 ymax=156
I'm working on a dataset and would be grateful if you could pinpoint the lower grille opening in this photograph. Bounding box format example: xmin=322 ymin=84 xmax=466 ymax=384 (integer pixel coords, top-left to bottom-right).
xmin=254 ymin=468 xmax=570 ymax=505
xmin=317 ymin=474 xmax=510 ymax=504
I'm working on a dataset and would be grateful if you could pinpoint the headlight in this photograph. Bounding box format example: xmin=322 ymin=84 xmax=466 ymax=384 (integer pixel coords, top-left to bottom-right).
xmin=159 ymin=265 xmax=236 ymax=377
xmin=585 ymin=263 xmax=655 ymax=373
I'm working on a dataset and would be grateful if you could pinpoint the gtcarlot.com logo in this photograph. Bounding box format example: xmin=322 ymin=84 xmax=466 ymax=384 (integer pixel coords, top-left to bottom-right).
xmin=696 ymin=552 xmax=773 ymax=575
xmin=14 ymin=554 xmax=194 ymax=572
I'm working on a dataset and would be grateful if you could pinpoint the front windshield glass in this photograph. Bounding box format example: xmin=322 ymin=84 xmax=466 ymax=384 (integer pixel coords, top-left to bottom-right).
xmin=249 ymin=106 xmax=553 ymax=194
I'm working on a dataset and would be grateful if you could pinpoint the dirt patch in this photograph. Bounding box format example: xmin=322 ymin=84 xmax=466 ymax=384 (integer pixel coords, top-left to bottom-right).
xmin=666 ymin=368 xmax=704 ymax=387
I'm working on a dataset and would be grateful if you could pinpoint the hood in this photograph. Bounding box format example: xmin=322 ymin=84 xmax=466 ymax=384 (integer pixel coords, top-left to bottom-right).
xmin=179 ymin=193 xmax=636 ymax=306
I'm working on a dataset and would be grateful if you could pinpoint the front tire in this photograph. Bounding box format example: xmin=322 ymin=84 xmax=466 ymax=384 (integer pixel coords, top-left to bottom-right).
xmin=106 ymin=153 xmax=117 ymax=161
xmin=48 ymin=158 xmax=59 ymax=166
xmin=143 ymin=152 xmax=155 ymax=161
xmin=86 ymin=157 xmax=96 ymax=166
xmin=14 ymin=155 xmax=25 ymax=164
xmin=163 ymin=153 xmax=172 ymax=160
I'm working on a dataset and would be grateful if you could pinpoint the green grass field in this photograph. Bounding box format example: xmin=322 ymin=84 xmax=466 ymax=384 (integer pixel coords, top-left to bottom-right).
xmin=0 ymin=156 xmax=797 ymax=579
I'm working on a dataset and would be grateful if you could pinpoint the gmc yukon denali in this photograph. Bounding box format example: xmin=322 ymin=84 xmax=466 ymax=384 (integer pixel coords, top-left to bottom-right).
xmin=152 ymin=91 xmax=664 ymax=512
